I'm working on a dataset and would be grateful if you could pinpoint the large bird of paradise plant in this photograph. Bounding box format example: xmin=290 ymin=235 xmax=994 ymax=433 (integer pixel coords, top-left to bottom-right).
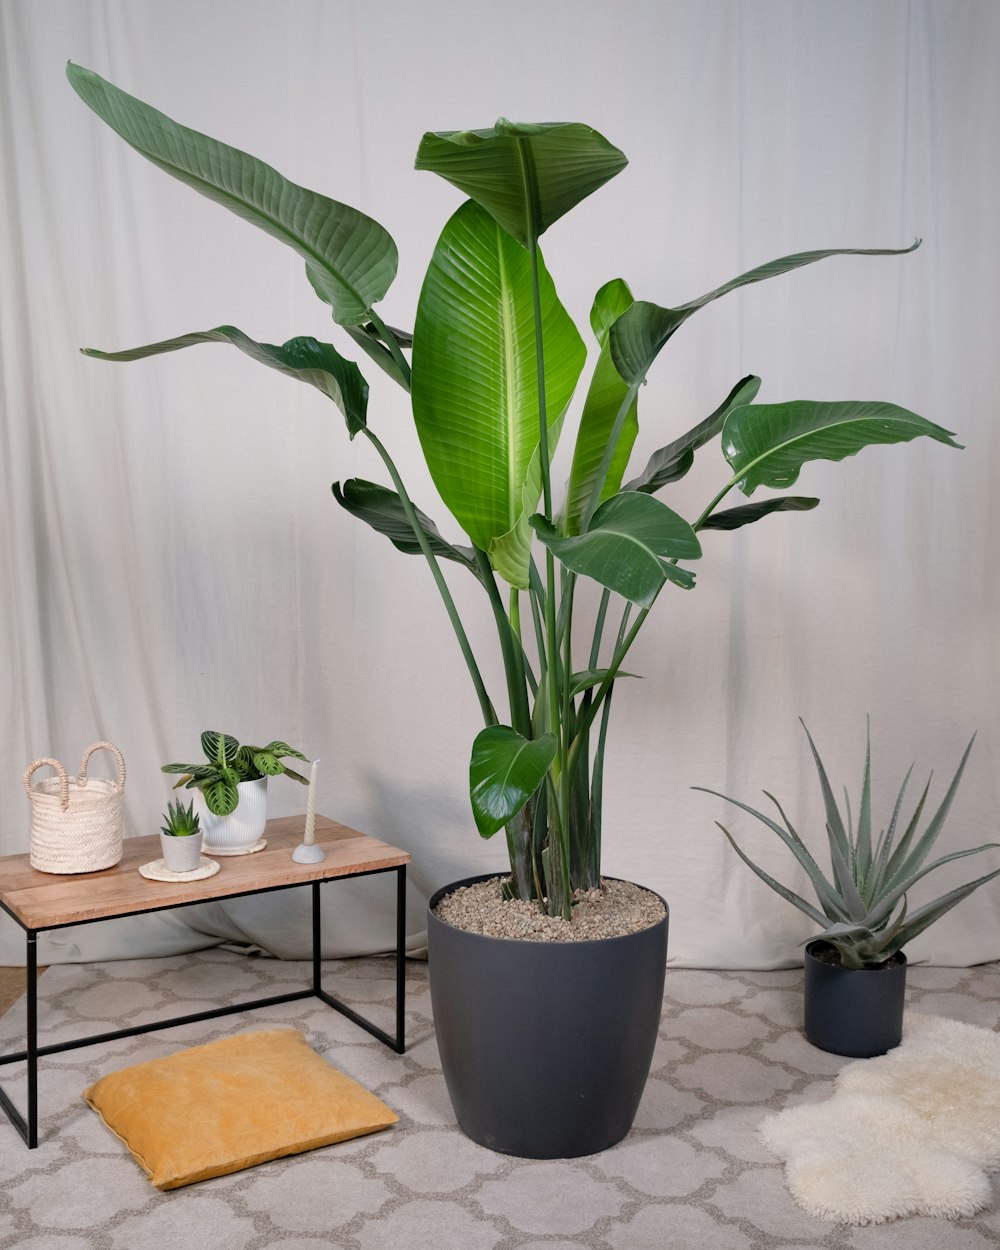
xmin=68 ymin=65 xmax=961 ymax=918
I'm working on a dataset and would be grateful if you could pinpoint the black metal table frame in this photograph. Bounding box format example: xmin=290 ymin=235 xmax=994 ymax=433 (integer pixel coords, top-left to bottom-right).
xmin=0 ymin=865 xmax=407 ymax=1148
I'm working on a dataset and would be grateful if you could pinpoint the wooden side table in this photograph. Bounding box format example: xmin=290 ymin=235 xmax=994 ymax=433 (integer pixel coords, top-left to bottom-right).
xmin=0 ymin=815 xmax=410 ymax=1147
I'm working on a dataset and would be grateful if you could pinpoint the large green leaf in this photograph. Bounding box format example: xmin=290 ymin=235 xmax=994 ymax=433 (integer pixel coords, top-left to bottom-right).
xmin=84 ymin=327 xmax=369 ymax=436
xmin=332 ymin=479 xmax=481 ymax=575
xmin=625 ymin=376 xmax=761 ymax=494
xmin=488 ymin=410 xmax=567 ymax=588
xmin=531 ymin=491 xmax=701 ymax=607
xmin=411 ymin=200 xmax=585 ymax=577
xmin=415 ymin=119 xmax=627 ymax=248
xmin=609 ymin=242 xmax=921 ymax=387
xmin=699 ymin=496 xmax=819 ymax=531
xmin=563 ymin=280 xmax=638 ymax=535
xmin=470 ymin=725 xmax=558 ymax=837
xmin=67 ymin=63 xmax=397 ymax=326
xmin=723 ymin=401 xmax=961 ymax=495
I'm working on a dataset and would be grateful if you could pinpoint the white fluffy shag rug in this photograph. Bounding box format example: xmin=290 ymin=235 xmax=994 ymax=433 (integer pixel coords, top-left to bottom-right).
xmin=759 ymin=1013 xmax=1000 ymax=1225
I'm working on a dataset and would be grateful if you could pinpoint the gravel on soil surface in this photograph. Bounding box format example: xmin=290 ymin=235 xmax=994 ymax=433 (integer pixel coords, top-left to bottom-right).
xmin=433 ymin=876 xmax=666 ymax=941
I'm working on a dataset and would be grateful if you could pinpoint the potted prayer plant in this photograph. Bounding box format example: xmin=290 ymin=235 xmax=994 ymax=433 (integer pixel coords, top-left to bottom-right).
xmin=695 ymin=722 xmax=1000 ymax=1057
xmin=158 ymin=798 xmax=203 ymax=873
xmin=162 ymin=731 xmax=308 ymax=852
xmin=69 ymin=63 xmax=962 ymax=1154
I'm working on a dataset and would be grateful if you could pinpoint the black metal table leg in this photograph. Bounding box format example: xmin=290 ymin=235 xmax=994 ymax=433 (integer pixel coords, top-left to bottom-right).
xmin=313 ymin=867 xmax=407 ymax=1053
xmin=26 ymin=932 xmax=37 ymax=1148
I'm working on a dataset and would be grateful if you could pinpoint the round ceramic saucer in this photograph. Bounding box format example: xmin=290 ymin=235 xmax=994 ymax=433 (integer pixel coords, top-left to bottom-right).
xmin=202 ymin=838 xmax=267 ymax=857
xmin=139 ymin=857 xmax=221 ymax=882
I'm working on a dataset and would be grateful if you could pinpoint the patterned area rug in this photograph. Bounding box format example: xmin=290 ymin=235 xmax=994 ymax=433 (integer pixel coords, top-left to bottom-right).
xmin=0 ymin=953 xmax=998 ymax=1250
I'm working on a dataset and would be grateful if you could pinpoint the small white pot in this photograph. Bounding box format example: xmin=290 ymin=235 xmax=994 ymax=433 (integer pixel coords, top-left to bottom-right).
xmin=159 ymin=830 xmax=203 ymax=873
xmin=193 ymin=778 xmax=268 ymax=850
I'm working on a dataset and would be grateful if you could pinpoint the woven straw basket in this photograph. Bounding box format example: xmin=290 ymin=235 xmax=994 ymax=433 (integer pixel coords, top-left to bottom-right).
xmin=23 ymin=742 xmax=126 ymax=874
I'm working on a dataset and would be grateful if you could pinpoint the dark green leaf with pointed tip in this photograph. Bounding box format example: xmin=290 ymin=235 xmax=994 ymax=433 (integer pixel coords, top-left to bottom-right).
xmin=67 ymin=62 xmax=397 ymax=326
xmin=723 ymin=401 xmax=961 ymax=496
xmin=84 ymin=326 xmax=369 ymax=436
xmin=609 ymin=242 xmax=921 ymax=387
xmin=415 ymin=119 xmax=627 ymax=247
xmin=470 ymin=726 xmax=558 ymax=837
xmin=531 ymin=492 xmax=701 ymax=607
xmin=564 ymin=280 xmax=638 ymax=535
xmin=333 ymin=479 xmax=480 ymax=575
xmin=700 ymin=496 xmax=819 ymax=531
xmin=626 ymin=376 xmax=761 ymax=494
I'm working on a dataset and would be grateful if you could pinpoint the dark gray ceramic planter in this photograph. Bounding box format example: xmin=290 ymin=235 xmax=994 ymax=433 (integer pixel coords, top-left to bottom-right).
xmin=427 ymin=873 xmax=668 ymax=1159
xmin=803 ymin=940 xmax=907 ymax=1058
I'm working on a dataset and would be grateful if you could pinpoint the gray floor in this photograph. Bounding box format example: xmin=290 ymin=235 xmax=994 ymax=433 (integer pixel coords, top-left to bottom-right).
xmin=0 ymin=952 xmax=998 ymax=1249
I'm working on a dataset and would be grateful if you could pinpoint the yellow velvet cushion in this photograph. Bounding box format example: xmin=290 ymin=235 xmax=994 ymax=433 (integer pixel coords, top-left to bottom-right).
xmin=84 ymin=1028 xmax=398 ymax=1190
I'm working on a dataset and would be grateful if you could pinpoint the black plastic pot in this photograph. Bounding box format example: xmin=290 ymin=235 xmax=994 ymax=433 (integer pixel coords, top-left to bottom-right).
xmin=803 ymin=940 xmax=907 ymax=1058
xmin=427 ymin=874 xmax=669 ymax=1159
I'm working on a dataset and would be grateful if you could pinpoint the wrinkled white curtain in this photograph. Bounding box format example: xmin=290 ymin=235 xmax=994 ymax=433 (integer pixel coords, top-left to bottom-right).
xmin=2 ymin=0 xmax=998 ymax=967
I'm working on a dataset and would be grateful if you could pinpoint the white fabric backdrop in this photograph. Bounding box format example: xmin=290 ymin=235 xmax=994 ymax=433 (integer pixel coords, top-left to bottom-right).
xmin=2 ymin=0 xmax=998 ymax=967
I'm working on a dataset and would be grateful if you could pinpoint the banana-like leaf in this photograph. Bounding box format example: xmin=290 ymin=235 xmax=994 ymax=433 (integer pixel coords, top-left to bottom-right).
xmin=568 ymin=669 xmax=639 ymax=697
xmin=532 ymin=492 xmax=701 ymax=608
xmin=609 ymin=242 xmax=920 ymax=386
xmin=201 ymin=731 xmax=240 ymax=768
xmin=699 ymin=496 xmax=819 ymax=531
xmin=470 ymin=725 xmax=557 ymax=837
xmin=723 ymin=401 xmax=961 ymax=495
xmin=84 ymin=327 xmax=369 ymax=437
xmin=564 ymin=280 xmax=638 ymax=535
xmin=67 ymin=63 xmax=397 ymax=326
xmin=626 ymin=376 xmax=762 ymax=494
xmin=332 ymin=479 xmax=480 ymax=575
xmin=489 ymin=409 xmax=567 ymax=588
xmin=415 ymin=119 xmax=627 ymax=248
xmin=411 ymin=200 xmax=584 ymax=573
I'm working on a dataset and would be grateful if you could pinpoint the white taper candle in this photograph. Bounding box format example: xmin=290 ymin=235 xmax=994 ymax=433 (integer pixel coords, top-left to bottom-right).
xmin=303 ymin=759 xmax=319 ymax=844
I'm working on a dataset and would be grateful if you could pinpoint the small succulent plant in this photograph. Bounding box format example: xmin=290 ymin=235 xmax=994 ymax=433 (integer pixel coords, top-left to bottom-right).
xmin=695 ymin=721 xmax=1000 ymax=969
xmin=160 ymin=797 xmax=201 ymax=838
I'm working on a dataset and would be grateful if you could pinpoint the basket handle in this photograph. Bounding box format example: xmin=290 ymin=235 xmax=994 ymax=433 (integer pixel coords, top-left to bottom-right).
xmin=23 ymin=758 xmax=71 ymax=811
xmin=78 ymin=742 xmax=127 ymax=793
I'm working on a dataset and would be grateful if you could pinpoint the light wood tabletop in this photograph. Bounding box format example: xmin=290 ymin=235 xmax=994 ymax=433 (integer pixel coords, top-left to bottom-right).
xmin=0 ymin=815 xmax=410 ymax=932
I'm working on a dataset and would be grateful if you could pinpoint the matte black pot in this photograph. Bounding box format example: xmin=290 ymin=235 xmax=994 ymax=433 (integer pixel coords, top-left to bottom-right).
xmin=803 ymin=940 xmax=907 ymax=1058
xmin=427 ymin=874 xmax=669 ymax=1159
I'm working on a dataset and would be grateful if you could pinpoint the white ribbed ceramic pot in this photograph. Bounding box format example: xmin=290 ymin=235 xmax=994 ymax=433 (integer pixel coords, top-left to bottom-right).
xmin=193 ymin=778 xmax=267 ymax=850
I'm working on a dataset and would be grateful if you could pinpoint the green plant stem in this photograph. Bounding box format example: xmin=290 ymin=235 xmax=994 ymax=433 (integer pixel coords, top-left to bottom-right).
xmin=528 ymin=233 xmax=571 ymax=917
xmin=365 ymin=309 xmax=412 ymax=389
xmin=473 ymin=547 xmax=532 ymax=733
xmin=364 ymin=427 xmax=495 ymax=725
xmin=567 ymin=604 xmax=648 ymax=782
xmin=589 ymin=589 xmax=611 ymax=669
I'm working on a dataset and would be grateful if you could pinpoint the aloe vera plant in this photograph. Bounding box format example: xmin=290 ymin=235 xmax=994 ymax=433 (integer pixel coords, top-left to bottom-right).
xmin=162 ymin=731 xmax=308 ymax=817
xmin=160 ymin=798 xmax=200 ymax=838
xmin=69 ymin=64 xmax=963 ymax=918
xmin=695 ymin=723 xmax=1000 ymax=968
